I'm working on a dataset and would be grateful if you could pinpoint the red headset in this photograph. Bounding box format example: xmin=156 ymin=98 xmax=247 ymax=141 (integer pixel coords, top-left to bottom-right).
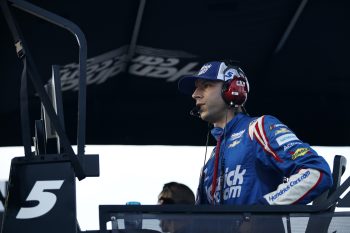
xmin=221 ymin=64 xmax=249 ymax=107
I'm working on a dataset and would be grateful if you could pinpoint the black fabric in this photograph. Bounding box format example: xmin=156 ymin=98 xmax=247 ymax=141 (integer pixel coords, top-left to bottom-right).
xmin=0 ymin=0 xmax=349 ymax=147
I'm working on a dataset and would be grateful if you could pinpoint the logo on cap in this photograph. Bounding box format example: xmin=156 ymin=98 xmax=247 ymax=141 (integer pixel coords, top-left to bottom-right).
xmin=198 ymin=64 xmax=212 ymax=75
xmin=224 ymin=68 xmax=242 ymax=81
xmin=224 ymin=69 xmax=235 ymax=79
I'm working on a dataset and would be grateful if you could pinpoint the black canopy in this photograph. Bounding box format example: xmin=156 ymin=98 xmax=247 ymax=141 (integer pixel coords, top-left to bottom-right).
xmin=0 ymin=0 xmax=349 ymax=147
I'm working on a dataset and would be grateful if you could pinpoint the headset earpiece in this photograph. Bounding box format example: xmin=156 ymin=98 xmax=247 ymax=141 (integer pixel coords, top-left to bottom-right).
xmin=221 ymin=64 xmax=249 ymax=107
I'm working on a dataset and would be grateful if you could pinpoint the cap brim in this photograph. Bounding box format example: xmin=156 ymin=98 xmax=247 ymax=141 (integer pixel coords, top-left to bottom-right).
xmin=178 ymin=76 xmax=198 ymax=95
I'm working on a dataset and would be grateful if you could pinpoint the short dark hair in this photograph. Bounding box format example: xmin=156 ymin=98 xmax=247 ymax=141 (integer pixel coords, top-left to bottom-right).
xmin=158 ymin=182 xmax=195 ymax=204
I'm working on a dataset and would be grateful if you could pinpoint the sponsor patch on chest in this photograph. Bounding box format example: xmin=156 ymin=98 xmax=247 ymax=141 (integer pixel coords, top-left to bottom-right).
xmin=230 ymin=130 xmax=245 ymax=141
xmin=228 ymin=140 xmax=241 ymax=148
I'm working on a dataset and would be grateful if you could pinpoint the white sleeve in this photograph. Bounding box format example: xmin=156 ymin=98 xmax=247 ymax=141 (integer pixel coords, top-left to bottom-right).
xmin=262 ymin=168 xmax=322 ymax=205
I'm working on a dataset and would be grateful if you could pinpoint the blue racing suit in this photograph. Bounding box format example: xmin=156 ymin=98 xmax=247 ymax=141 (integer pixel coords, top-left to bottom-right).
xmin=196 ymin=113 xmax=333 ymax=205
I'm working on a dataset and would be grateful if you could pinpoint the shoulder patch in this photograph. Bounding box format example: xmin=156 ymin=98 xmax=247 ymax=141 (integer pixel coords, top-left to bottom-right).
xmin=276 ymin=133 xmax=299 ymax=146
xmin=274 ymin=127 xmax=290 ymax=135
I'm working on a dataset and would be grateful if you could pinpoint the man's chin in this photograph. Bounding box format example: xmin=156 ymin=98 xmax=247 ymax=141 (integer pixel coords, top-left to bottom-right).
xmin=199 ymin=111 xmax=205 ymax=119
xmin=200 ymin=113 xmax=211 ymax=122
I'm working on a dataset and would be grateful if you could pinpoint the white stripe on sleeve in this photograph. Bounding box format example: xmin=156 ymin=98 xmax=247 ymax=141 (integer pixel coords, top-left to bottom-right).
xmin=263 ymin=168 xmax=322 ymax=205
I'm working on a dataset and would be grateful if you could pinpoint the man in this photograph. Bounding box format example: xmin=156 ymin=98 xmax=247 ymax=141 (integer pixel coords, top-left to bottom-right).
xmin=178 ymin=61 xmax=333 ymax=205
xmin=158 ymin=182 xmax=195 ymax=205
xmin=158 ymin=182 xmax=195 ymax=233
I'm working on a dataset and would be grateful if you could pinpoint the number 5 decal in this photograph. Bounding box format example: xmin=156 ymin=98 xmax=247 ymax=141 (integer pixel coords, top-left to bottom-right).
xmin=16 ymin=180 xmax=64 ymax=219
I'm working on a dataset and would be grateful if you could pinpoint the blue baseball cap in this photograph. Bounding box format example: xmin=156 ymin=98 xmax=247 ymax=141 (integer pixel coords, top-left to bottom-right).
xmin=178 ymin=61 xmax=248 ymax=95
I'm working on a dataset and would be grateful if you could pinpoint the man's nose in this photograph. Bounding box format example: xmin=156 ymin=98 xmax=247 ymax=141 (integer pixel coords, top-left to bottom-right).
xmin=192 ymin=88 xmax=201 ymax=99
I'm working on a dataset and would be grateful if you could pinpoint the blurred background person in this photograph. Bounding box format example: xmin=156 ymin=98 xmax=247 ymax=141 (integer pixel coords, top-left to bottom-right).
xmin=158 ymin=182 xmax=195 ymax=233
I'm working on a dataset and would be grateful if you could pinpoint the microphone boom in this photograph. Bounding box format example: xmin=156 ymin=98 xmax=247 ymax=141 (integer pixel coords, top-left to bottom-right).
xmin=190 ymin=106 xmax=201 ymax=118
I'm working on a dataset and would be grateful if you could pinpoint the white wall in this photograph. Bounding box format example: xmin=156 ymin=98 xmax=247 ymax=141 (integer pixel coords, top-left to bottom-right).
xmin=0 ymin=145 xmax=349 ymax=230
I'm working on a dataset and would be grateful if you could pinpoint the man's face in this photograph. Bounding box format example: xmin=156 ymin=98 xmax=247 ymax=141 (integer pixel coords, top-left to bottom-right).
xmin=192 ymin=79 xmax=228 ymax=124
